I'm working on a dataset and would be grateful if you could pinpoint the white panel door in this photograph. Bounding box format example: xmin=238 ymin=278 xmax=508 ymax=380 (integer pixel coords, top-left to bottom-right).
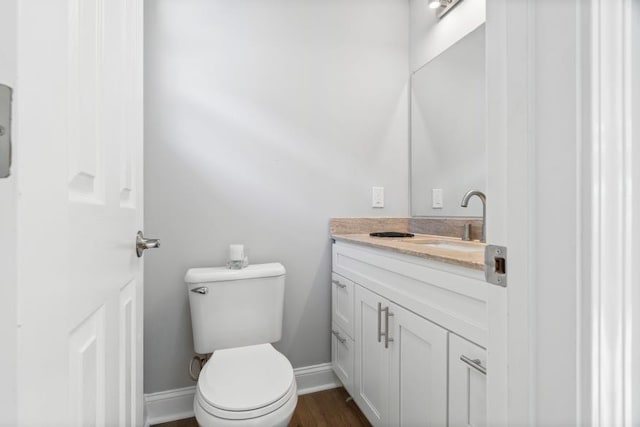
xmin=15 ymin=0 xmax=145 ymax=426
xmin=389 ymin=303 xmax=448 ymax=427
xmin=449 ymin=334 xmax=487 ymax=427
xmin=354 ymin=285 xmax=391 ymax=426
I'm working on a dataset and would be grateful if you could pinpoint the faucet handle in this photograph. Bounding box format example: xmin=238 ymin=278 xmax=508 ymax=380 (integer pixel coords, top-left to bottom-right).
xmin=462 ymin=223 xmax=472 ymax=241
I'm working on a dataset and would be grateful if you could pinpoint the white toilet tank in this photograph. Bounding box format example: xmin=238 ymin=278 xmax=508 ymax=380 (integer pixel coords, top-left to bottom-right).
xmin=185 ymin=263 xmax=286 ymax=354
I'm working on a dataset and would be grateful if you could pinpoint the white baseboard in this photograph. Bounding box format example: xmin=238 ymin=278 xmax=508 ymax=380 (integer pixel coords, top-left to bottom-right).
xmin=144 ymin=362 xmax=340 ymax=426
xmin=144 ymin=385 xmax=197 ymax=427
xmin=293 ymin=363 xmax=341 ymax=395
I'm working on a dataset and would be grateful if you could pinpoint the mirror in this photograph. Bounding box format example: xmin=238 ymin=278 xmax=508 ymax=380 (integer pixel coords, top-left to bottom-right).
xmin=410 ymin=24 xmax=486 ymax=217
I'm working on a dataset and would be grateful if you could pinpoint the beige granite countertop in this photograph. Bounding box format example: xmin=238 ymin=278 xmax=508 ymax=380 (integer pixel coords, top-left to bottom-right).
xmin=332 ymin=233 xmax=485 ymax=270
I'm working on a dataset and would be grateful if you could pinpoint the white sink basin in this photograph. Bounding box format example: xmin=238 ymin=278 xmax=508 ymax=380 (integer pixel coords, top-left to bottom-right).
xmin=410 ymin=241 xmax=484 ymax=253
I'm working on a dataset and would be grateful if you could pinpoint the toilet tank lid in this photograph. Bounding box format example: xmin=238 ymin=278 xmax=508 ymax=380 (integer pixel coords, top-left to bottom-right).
xmin=185 ymin=262 xmax=285 ymax=284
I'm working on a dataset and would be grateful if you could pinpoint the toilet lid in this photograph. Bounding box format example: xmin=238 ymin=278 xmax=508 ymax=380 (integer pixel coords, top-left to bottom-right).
xmin=198 ymin=344 xmax=295 ymax=412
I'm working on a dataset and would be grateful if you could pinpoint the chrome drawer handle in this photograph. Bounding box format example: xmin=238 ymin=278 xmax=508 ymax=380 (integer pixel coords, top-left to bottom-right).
xmin=332 ymin=279 xmax=347 ymax=289
xmin=332 ymin=330 xmax=347 ymax=344
xmin=460 ymin=355 xmax=487 ymax=375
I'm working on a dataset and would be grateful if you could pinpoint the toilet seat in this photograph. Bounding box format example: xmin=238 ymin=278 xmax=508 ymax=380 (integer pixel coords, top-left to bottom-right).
xmin=196 ymin=344 xmax=296 ymax=421
xmin=196 ymin=380 xmax=296 ymax=421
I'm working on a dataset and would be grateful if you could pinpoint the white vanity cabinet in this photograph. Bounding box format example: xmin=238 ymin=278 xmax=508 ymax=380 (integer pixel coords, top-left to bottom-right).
xmin=331 ymin=273 xmax=355 ymax=394
xmin=331 ymin=321 xmax=354 ymax=395
xmin=331 ymin=239 xmax=489 ymax=427
xmin=331 ymin=273 xmax=354 ymax=337
xmin=354 ymin=284 xmax=448 ymax=426
xmin=389 ymin=300 xmax=448 ymax=427
xmin=353 ymin=285 xmax=391 ymax=424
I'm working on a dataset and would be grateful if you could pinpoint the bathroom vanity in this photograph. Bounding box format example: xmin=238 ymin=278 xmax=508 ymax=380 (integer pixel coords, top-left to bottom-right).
xmin=330 ymin=231 xmax=488 ymax=427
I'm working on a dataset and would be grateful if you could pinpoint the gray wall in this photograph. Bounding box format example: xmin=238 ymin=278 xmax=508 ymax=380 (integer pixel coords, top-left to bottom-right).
xmin=144 ymin=0 xmax=409 ymax=393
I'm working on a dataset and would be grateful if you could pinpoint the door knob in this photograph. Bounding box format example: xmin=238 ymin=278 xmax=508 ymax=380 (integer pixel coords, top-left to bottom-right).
xmin=136 ymin=231 xmax=160 ymax=257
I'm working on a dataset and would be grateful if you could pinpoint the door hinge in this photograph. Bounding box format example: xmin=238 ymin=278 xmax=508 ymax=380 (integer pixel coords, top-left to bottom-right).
xmin=0 ymin=84 xmax=12 ymax=179
xmin=484 ymin=244 xmax=507 ymax=287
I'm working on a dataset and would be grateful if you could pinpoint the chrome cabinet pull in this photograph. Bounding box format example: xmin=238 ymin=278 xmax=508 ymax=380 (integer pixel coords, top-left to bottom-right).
xmin=332 ymin=279 xmax=347 ymax=289
xmin=383 ymin=306 xmax=394 ymax=348
xmin=332 ymin=330 xmax=347 ymax=344
xmin=190 ymin=287 xmax=208 ymax=295
xmin=376 ymin=303 xmax=394 ymax=348
xmin=460 ymin=355 xmax=487 ymax=375
xmin=377 ymin=302 xmax=383 ymax=343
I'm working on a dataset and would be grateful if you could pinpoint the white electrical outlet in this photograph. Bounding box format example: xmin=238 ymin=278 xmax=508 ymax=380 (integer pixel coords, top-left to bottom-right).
xmin=432 ymin=188 xmax=443 ymax=208
xmin=372 ymin=187 xmax=385 ymax=208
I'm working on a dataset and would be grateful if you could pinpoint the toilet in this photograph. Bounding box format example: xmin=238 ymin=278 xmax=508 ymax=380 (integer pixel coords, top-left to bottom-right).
xmin=186 ymin=263 xmax=297 ymax=427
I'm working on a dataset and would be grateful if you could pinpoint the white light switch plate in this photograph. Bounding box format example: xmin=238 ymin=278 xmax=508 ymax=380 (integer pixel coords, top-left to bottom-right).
xmin=432 ymin=188 xmax=443 ymax=208
xmin=372 ymin=187 xmax=384 ymax=208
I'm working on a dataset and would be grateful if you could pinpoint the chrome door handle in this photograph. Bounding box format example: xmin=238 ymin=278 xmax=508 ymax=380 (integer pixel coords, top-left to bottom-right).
xmin=191 ymin=287 xmax=208 ymax=295
xmin=332 ymin=279 xmax=347 ymax=289
xmin=136 ymin=231 xmax=160 ymax=257
xmin=460 ymin=355 xmax=487 ymax=375
xmin=383 ymin=306 xmax=394 ymax=348
xmin=331 ymin=330 xmax=347 ymax=344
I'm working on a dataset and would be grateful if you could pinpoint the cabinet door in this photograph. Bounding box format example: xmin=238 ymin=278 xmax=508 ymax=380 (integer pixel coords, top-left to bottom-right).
xmin=331 ymin=322 xmax=355 ymax=395
xmin=389 ymin=303 xmax=448 ymax=427
xmin=332 ymin=273 xmax=354 ymax=338
xmin=449 ymin=334 xmax=487 ymax=427
xmin=354 ymin=285 xmax=391 ymax=426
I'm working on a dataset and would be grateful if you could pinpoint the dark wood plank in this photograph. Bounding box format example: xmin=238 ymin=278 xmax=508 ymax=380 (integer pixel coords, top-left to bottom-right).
xmin=292 ymin=387 xmax=371 ymax=427
xmin=153 ymin=387 xmax=370 ymax=427
xmin=152 ymin=418 xmax=198 ymax=427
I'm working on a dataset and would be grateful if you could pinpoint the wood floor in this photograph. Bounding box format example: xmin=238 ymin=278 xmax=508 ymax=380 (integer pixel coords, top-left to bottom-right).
xmin=153 ymin=387 xmax=371 ymax=427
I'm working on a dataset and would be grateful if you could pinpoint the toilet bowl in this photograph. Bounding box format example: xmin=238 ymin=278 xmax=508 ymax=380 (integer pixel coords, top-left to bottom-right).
xmin=185 ymin=263 xmax=296 ymax=427
xmin=193 ymin=344 xmax=297 ymax=427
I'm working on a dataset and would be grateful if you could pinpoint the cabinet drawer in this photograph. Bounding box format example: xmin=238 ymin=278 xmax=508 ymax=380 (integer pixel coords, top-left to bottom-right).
xmin=331 ymin=272 xmax=354 ymax=338
xmin=331 ymin=322 xmax=354 ymax=396
xmin=449 ymin=334 xmax=487 ymax=427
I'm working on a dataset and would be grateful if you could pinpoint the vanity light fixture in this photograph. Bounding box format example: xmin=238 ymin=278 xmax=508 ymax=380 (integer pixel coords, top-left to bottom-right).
xmin=428 ymin=0 xmax=464 ymax=19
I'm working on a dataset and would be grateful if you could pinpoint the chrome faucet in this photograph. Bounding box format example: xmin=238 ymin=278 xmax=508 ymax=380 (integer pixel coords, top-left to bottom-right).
xmin=460 ymin=190 xmax=486 ymax=243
